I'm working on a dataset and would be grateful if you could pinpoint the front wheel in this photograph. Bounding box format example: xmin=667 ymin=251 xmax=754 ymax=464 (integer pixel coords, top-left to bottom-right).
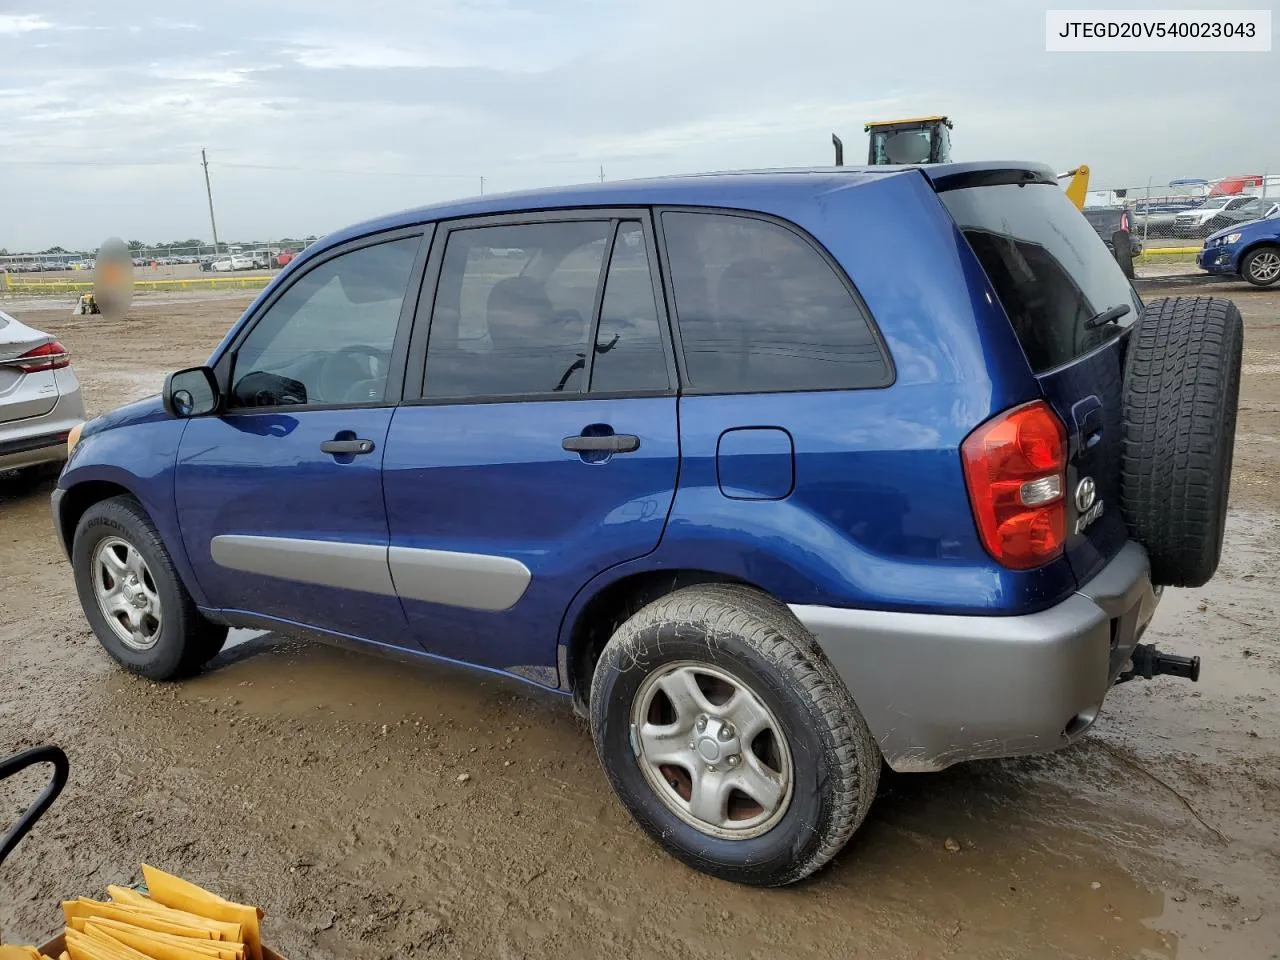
xmin=589 ymin=585 xmax=880 ymax=886
xmin=1242 ymin=246 xmax=1280 ymax=287
xmin=72 ymin=496 xmax=227 ymax=679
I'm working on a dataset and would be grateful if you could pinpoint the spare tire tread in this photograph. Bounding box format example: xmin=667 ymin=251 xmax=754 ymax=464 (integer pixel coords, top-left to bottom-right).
xmin=1121 ymin=296 xmax=1242 ymax=587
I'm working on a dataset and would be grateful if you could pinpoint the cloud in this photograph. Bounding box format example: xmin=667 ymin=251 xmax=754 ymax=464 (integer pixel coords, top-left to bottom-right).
xmin=1 ymin=0 xmax=1277 ymax=250
xmin=0 ymin=13 xmax=53 ymax=34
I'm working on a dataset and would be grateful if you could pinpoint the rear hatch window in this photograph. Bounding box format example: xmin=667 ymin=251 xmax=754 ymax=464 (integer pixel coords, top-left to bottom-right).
xmin=940 ymin=179 xmax=1140 ymax=584
xmin=940 ymin=183 xmax=1141 ymax=373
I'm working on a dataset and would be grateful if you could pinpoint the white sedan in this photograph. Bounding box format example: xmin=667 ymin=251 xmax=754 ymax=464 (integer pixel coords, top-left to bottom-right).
xmin=211 ymin=255 xmax=255 ymax=272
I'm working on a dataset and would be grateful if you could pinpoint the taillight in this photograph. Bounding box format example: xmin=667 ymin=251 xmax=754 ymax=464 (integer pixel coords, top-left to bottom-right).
xmin=961 ymin=401 xmax=1068 ymax=570
xmin=1120 ymin=211 xmax=1130 ymax=232
xmin=14 ymin=341 xmax=71 ymax=373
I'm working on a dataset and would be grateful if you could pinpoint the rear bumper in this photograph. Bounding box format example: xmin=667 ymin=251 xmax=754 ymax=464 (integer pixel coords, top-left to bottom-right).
xmin=0 ymin=431 xmax=71 ymax=470
xmin=0 ymin=372 xmax=85 ymax=472
xmin=792 ymin=542 xmax=1158 ymax=773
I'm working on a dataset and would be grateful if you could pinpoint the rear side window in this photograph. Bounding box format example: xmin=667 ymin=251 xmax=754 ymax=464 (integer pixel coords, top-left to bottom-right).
xmin=661 ymin=211 xmax=889 ymax=393
xmin=425 ymin=220 xmax=610 ymax=398
xmin=941 ymin=183 xmax=1143 ymax=373
xmin=423 ymin=219 xmax=670 ymax=400
xmin=591 ymin=223 xmax=670 ymax=393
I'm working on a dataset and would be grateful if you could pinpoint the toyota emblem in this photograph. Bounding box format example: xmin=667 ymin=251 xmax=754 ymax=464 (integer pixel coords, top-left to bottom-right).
xmin=1075 ymin=476 xmax=1097 ymax=513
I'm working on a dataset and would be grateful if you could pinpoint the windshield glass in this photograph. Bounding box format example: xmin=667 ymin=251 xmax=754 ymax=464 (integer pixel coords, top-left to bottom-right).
xmin=1200 ymin=197 xmax=1231 ymax=209
xmin=869 ymin=127 xmax=935 ymax=164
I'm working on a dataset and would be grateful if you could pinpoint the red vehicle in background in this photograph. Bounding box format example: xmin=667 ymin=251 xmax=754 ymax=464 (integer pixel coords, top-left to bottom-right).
xmin=273 ymin=249 xmax=296 ymax=268
xmin=1210 ymin=174 xmax=1280 ymax=197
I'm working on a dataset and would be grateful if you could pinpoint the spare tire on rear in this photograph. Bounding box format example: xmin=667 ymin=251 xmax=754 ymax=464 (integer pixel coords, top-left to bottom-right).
xmin=1121 ymin=296 xmax=1243 ymax=587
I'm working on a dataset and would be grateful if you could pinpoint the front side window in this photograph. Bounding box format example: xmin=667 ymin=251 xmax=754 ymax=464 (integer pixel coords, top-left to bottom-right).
xmin=661 ymin=211 xmax=889 ymax=393
xmin=231 ymin=236 xmax=420 ymax=408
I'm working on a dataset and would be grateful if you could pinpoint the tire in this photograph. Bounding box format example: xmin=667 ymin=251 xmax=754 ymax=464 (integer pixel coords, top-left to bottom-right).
xmin=72 ymin=495 xmax=227 ymax=679
xmin=589 ymin=584 xmax=880 ymax=886
xmin=1241 ymin=246 xmax=1280 ymax=287
xmin=1121 ymin=297 xmax=1243 ymax=587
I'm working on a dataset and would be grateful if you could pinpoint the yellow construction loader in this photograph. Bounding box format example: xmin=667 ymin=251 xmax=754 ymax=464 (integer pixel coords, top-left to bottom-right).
xmin=831 ymin=117 xmax=1091 ymax=211
xmin=1059 ymin=165 xmax=1090 ymax=210
xmin=832 ymin=116 xmax=954 ymax=166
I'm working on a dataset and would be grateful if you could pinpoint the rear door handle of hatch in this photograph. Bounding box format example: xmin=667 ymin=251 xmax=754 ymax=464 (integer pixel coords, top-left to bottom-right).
xmin=1072 ymin=397 xmax=1104 ymax=450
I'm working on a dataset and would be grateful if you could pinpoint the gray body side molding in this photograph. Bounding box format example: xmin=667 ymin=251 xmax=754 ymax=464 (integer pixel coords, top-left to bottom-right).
xmin=388 ymin=545 xmax=530 ymax=611
xmin=211 ymin=535 xmax=396 ymax=596
xmin=210 ymin=535 xmax=531 ymax=612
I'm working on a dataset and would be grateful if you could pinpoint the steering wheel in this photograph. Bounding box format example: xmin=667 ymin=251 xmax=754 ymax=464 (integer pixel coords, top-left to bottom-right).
xmin=319 ymin=345 xmax=391 ymax=403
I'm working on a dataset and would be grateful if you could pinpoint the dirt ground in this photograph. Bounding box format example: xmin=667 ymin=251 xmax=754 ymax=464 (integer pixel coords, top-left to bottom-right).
xmin=1 ymin=283 xmax=1278 ymax=959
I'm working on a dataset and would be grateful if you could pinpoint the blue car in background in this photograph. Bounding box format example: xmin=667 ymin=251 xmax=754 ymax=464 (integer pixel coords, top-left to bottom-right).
xmin=52 ymin=164 xmax=1243 ymax=886
xmin=1198 ymin=203 xmax=1280 ymax=286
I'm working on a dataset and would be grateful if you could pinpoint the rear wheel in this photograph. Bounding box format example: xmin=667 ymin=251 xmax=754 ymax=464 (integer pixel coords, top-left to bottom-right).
xmin=1241 ymin=246 xmax=1280 ymax=287
xmin=1121 ymin=297 xmax=1243 ymax=587
xmin=72 ymin=496 xmax=227 ymax=679
xmin=589 ymin=584 xmax=880 ymax=886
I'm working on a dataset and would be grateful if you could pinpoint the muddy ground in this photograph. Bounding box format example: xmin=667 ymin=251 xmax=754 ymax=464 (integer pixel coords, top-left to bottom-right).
xmin=1 ymin=283 xmax=1278 ymax=959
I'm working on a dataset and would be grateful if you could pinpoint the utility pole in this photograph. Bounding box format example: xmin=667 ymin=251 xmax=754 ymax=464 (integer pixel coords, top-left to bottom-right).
xmin=1143 ymin=175 xmax=1152 ymax=249
xmin=599 ymin=165 xmax=605 ymax=183
xmin=479 ymin=175 xmax=485 ymax=195
xmin=201 ymin=148 xmax=221 ymax=254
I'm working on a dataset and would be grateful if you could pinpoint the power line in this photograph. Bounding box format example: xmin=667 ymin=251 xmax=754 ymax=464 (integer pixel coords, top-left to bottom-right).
xmin=0 ymin=158 xmax=183 ymax=167
xmin=0 ymin=158 xmax=488 ymax=179
xmin=215 ymin=161 xmax=479 ymax=180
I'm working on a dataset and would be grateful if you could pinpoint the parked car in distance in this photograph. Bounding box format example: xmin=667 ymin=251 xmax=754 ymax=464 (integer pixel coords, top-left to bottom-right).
xmin=1 ymin=310 xmax=85 ymax=476
xmin=1199 ymin=203 xmax=1280 ymax=286
xmin=1082 ymin=206 xmax=1143 ymax=258
xmin=55 ymin=164 xmax=1242 ymax=886
xmin=273 ymin=249 xmax=297 ymax=268
xmin=1173 ymin=195 xmax=1270 ymax=238
xmin=211 ymin=255 xmax=254 ymax=272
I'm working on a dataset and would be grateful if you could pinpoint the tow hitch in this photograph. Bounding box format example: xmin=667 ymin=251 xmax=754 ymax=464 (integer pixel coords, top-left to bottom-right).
xmin=1117 ymin=643 xmax=1201 ymax=683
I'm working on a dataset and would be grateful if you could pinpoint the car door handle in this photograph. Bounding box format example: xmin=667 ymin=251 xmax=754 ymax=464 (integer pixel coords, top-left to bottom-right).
xmin=562 ymin=434 xmax=640 ymax=454
xmin=320 ymin=438 xmax=375 ymax=455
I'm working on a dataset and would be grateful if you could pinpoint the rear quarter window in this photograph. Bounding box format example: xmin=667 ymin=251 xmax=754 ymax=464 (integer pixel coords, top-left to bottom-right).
xmin=941 ymin=183 xmax=1143 ymax=373
xmin=660 ymin=211 xmax=890 ymax=393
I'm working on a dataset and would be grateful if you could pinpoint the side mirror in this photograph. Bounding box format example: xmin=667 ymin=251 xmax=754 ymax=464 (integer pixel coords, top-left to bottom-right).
xmin=163 ymin=366 xmax=220 ymax=418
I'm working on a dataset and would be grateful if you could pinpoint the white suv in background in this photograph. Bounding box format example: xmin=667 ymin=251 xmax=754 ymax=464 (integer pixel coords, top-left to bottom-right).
xmin=1172 ymin=196 xmax=1270 ymax=238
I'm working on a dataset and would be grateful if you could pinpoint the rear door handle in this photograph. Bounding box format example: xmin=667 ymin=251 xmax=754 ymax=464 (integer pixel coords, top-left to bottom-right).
xmin=320 ymin=438 xmax=375 ymax=455
xmin=562 ymin=434 xmax=640 ymax=454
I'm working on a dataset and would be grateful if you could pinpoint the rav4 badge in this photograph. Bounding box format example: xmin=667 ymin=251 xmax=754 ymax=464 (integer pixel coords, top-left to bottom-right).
xmin=1074 ymin=476 xmax=1104 ymax=534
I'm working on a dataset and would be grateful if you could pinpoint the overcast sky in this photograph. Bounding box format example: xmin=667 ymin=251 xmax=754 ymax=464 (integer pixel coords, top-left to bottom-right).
xmin=1 ymin=0 xmax=1275 ymax=250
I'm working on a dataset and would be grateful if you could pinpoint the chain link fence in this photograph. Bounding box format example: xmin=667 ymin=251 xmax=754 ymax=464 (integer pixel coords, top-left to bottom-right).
xmin=1086 ymin=171 xmax=1277 ymax=245
xmin=0 ymin=239 xmax=320 ymax=275
xmin=4 ymin=164 xmax=1275 ymax=286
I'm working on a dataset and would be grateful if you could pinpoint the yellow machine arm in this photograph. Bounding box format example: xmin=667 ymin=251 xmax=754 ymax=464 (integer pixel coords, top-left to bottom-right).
xmin=1059 ymin=165 xmax=1090 ymax=210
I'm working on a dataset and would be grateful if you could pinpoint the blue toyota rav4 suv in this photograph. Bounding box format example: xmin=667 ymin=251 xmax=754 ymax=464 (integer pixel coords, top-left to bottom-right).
xmin=54 ymin=163 xmax=1243 ymax=886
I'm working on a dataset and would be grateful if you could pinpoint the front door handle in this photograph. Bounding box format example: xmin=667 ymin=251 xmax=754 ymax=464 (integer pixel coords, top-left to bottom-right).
xmin=320 ymin=438 xmax=375 ymax=455
xmin=562 ymin=434 xmax=640 ymax=454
